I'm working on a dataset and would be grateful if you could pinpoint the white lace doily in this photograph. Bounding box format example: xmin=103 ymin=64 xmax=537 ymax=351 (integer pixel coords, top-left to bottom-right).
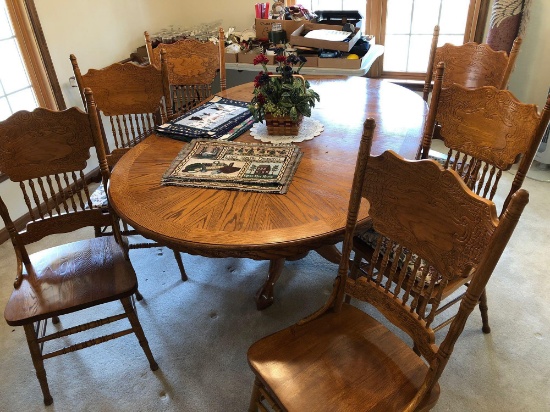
xmin=250 ymin=117 xmax=324 ymax=143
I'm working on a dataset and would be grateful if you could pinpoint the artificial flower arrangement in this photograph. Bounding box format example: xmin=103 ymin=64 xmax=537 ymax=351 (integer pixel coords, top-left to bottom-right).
xmin=248 ymin=52 xmax=320 ymax=135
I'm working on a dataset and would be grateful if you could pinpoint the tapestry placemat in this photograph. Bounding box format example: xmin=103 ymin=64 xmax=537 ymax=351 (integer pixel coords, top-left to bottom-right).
xmin=161 ymin=139 xmax=303 ymax=194
xmin=156 ymin=96 xmax=254 ymax=142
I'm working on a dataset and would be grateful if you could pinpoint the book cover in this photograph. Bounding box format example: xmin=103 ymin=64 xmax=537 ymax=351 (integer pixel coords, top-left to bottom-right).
xmin=156 ymin=96 xmax=254 ymax=141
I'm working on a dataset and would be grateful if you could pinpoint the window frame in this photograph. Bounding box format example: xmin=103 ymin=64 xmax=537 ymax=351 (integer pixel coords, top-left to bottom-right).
xmin=3 ymin=0 xmax=60 ymax=109
xmin=1 ymin=0 xmax=64 ymax=181
xmin=366 ymin=0 xmax=490 ymax=79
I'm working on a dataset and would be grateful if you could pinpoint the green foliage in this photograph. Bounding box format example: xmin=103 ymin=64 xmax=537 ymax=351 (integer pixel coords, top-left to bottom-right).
xmin=248 ymin=54 xmax=320 ymax=122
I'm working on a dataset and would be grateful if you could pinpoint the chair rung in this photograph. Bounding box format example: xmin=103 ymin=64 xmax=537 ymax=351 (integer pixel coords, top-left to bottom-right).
xmin=42 ymin=328 xmax=133 ymax=360
xmin=37 ymin=312 xmax=128 ymax=344
xmin=257 ymin=403 xmax=269 ymax=412
xmin=435 ymin=293 xmax=464 ymax=315
xmin=433 ymin=316 xmax=456 ymax=332
xmin=258 ymin=386 xmax=281 ymax=411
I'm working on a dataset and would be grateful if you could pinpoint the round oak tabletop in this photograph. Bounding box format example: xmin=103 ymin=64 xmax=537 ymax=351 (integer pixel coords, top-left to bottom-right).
xmin=108 ymin=77 xmax=427 ymax=307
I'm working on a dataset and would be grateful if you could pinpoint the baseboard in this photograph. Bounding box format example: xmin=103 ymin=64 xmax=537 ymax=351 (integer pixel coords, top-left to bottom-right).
xmin=0 ymin=167 xmax=101 ymax=244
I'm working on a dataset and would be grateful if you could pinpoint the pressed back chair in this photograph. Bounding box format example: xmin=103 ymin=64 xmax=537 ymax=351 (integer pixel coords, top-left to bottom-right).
xmin=352 ymin=63 xmax=550 ymax=335
xmin=247 ymin=118 xmax=528 ymax=412
xmin=70 ymin=54 xmax=188 ymax=281
xmin=423 ymin=25 xmax=521 ymax=102
xmin=0 ymin=89 xmax=158 ymax=405
xmin=145 ymin=27 xmax=226 ymax=116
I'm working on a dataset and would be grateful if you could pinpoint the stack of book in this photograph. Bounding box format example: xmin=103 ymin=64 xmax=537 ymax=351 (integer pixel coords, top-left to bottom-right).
xmin=156 ymin=96 xmax=254 ymax=142
xmin=161 ymin=139 xmax=303 ymax=194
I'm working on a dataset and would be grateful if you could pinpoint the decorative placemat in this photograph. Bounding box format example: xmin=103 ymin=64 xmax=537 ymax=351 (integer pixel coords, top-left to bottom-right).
xmin=250 ymin=117 xmax=324 ymax=143
xmin=162 ymin=139 xmax=302 ymax=194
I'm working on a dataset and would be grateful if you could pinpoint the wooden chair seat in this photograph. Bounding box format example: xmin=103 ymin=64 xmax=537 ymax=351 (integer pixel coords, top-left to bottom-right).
xmin=247 ymin=120 xmax=529 ymax=411
xmin=0 ymin=94 xmax=158 ymax=405
xmin=89 ymin=183 xmax=109 ymax=208
xmin=248 ymin=303 xmax=440 ymax=412
xmin=4 ymin=236 xmax=136 ymax=326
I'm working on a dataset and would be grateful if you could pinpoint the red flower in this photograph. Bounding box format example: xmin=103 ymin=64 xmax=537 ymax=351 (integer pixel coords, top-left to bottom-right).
xmin=275 ymin=55 xmax=286 ymax=63
xmin=253 ymin=54 xmax=269 ymax=65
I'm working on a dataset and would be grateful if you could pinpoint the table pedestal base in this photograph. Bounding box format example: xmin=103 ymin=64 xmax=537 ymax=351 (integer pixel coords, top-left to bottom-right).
xmin=254 ymin=245 xmax=343 ymax=310
xmin=255 ymin=258 xmax=285 ymax=310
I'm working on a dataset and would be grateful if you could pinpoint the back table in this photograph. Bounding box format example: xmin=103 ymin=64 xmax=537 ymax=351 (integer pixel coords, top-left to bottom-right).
xmin=108 ymin=77 xmax=428 ymax=309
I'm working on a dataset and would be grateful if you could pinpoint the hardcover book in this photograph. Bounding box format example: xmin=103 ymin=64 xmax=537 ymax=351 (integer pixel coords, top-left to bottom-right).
xmin=156 ymin=96 xmax=254 ymax=142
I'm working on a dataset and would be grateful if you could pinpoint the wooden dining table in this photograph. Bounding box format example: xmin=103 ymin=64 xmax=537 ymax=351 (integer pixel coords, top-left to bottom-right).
xmin=108 ymin=77 xmax=428 ymax=309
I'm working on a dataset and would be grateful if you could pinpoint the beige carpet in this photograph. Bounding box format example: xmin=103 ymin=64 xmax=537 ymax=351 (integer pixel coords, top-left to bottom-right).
xmin=1 ymin=165 xmax=549 ymax=411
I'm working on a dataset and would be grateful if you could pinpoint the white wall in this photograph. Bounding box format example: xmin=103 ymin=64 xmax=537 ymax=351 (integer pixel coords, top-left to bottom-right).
xmin=34 ymin=0 xmax=257 ymax=110
xmin=506 ymin=0 xmax=550 ymax=108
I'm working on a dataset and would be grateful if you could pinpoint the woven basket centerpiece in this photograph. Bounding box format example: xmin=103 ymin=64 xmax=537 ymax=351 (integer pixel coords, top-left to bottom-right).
xmin=248 ymin=54 xmax=320 ymax=137
xmin=265 ymin=113 xmax=303 ymax=136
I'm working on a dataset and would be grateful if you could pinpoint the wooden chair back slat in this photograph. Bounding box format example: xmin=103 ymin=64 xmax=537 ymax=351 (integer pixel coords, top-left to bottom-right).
xmin=145 ymin=28 xmax=226 ymax=116
xmin=247 ymin=118 xmax=530 ymax=412
xmin=339 ymin=118 xmax=528 ymax=383
xmin=70 ymin=55 xmax=171 ymax=159
xmin=423 ymin=25 xmax=521 ymax=101
xmin=0 ymin=105 xmax=112 ymax=248
xmin=421 ymin=77 xmax=550 ymax=215
xmin=0 ymin=89 xmax=158 ymax=405
xmin=70 ymin=56 xmax=189 ymax=283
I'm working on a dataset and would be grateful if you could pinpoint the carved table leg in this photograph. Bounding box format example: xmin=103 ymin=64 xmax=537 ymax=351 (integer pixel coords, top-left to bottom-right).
xmin=314 ymin=244 xmax=342 ymax=264
xmin=255 ymin=258 xmax=286 ymax=310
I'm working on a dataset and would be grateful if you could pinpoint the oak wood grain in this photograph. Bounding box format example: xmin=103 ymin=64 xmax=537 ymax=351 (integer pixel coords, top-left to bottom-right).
xmin=108 ymin=78 xmax=427 ymax=260
xmin=0 ymin=97 xmax=158 ymax=405
xmin=145 ymin=28 xmax=226 ymax=116
xmin=247 ymin=118 xmax=529 ymax=412
xmin=423 ymin=25 xmax=521 ymax=101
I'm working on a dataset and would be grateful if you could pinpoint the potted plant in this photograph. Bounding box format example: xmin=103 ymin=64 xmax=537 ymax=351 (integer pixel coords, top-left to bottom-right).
xmin=248 ymin=52 xmax=320 ymax=136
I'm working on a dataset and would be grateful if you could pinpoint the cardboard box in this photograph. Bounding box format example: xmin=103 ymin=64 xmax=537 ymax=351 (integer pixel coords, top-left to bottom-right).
xmin=238 ymin=51 xmax=275 ymax=65
xmin=317 ymin=54 xmax=364 ymax=69
xmin=300 ymin=55 xmax=318 ymax=67
xmin=225 ymin=52 xmax=238 ymax=63
xmin=255 ymin=18 xmax=304 ymax=41
xmin=290 ymin=23 xmax=361 ymax=52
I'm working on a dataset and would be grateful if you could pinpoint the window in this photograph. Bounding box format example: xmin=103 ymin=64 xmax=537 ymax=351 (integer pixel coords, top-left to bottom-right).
xmin=290 ymin=0 xmax=487 ymax=80
xmin=383 ymin=0 xmax=479 ymax=77
xmin=368 ymin=0 xmax=487 ymax=79
xmin=0 ymin=0 xmax=37 ymax=121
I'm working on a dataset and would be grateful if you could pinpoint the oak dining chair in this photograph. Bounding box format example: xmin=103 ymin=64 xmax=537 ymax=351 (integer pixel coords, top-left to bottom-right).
xmin=0 ymin=89 xmax=158 ymax=405
xmin=247 ymin=118 xmax=529 ymax=412
xmin=423 ymin=25 xmax=521 ymax=102
xmin=145 ymin=27 xmax=226 ymax=116
xmin=352 ymin=63 xmax=550 ymax=336
xmin=70 ymin=53 xmax=187 ymax=281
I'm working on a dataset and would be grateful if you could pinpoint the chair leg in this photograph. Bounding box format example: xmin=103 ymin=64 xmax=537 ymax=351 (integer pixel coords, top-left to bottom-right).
xmin=172 ymin=249 xmax=188 ymax=281
xmin=52 ymin=316 xmax=60 ymax=324
xmin=248 ymin=377 xmax=262 ymax=412
xmin=479 ymin=288 xmax=491 ymax=334
xmin=23 ymin=324 xmax=53 ymax=405
xmin=135 ymin=289 xmax=143 ymax=301
xmin=345 ymin=252 xmax=363 ymax=304
xmin=121 ymin=297 xmax=158 ymax=371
